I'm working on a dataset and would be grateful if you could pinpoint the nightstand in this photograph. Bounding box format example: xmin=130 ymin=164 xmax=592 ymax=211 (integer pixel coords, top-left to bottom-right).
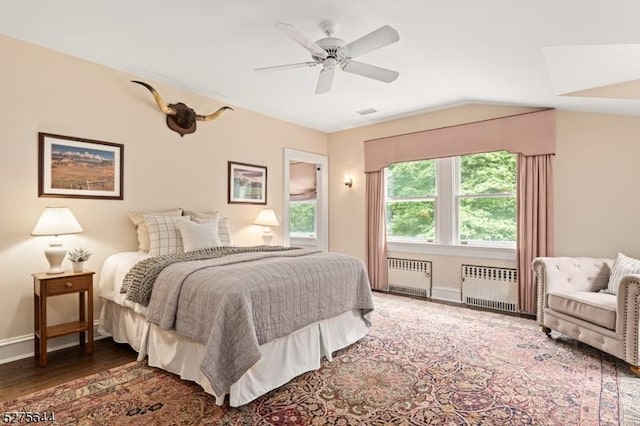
xmin=32 ymin=270 xmax=95 ymax=367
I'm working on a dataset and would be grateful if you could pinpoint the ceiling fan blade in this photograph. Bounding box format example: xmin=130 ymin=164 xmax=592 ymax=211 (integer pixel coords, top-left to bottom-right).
xmin=255 ymin=61 xmax=319 ymax=72
xmin=342 ymin=61 xmax=399 ymax=83
xmin=316 ymin=66 xmax=335 ymax=95
xmin=275 ymin=23 xmax=328 ymax=59
xmin=341 ymin=25 xmax=399 ymax=59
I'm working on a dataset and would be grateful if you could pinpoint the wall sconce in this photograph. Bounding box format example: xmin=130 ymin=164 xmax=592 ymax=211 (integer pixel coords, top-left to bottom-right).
xmin=344 ymin=175 xmax=353 ymax=188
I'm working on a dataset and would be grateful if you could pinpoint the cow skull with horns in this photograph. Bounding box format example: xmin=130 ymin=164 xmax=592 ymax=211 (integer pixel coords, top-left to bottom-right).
xmin=131 ymin=80 xmax=233 ymax=137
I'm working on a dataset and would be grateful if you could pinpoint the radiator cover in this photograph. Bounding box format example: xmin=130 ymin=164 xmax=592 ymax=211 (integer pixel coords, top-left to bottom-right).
xmin=387 ymin=257 xmax=432 ymax=298
xmin=461 ymin=264 xmax=518 ymax=312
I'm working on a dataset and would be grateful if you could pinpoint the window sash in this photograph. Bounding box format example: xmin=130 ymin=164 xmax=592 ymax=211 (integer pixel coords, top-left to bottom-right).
xmin=289 ymin=200 xmax=317 ymax=238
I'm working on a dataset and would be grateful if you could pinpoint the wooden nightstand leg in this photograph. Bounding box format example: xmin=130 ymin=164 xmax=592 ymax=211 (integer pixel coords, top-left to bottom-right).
xmin=33 ymin=293 xmax=40 ymax=358
xmin=87 ymin=287 xmax=93 ymax=355
xmin=39 ymin=292 xmax=47 ymax=368
xmin=79 ymin=292 xmax=86 ymax=347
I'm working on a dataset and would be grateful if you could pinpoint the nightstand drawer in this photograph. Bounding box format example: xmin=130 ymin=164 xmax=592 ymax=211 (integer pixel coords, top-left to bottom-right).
xmin=45 ymin=275 xmax=91 ymax=295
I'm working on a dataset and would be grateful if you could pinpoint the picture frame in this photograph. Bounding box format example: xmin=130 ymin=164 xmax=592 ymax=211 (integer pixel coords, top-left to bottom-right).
xmin=38 ymin=132 xmax=124 ymax=200
xmin=228 ymin=161 xmax=267 ymax=205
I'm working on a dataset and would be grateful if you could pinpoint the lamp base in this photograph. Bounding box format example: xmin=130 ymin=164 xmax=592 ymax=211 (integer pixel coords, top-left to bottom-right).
xmin=261 ymin=227 xmax=274 ymax=246
xmin=44 ymin=239 xmax=67 ymax=275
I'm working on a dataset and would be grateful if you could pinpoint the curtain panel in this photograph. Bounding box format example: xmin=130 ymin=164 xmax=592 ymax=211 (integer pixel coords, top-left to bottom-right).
xmin=517 ymin=154 xmax=554 ymax=314
xmin=362 ymin=109 xmax=555 ymax=312
xmin=365 ymin=171 xmax=388 ymax=290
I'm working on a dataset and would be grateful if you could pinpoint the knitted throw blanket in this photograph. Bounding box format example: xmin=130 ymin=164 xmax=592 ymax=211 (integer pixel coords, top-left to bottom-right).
xmin=120 ymin=245 xmax=299 ymax=306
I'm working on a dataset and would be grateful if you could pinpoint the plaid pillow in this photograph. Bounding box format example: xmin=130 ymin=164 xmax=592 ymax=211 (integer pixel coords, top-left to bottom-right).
xmin=144 ymin=214 xmax=191 ymax=256
xmin=218 ymin=217 xmax=232 ymax=246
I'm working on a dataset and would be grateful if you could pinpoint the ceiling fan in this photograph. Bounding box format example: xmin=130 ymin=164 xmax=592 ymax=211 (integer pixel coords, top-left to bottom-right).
xmin=256 ymin=20 xmax=400 ymax=94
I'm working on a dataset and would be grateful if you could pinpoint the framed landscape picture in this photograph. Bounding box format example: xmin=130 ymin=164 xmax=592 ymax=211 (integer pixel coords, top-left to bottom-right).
xmin=228 ymin=161 xmax=267 ymax=205
xmin=38 ymin=133 xmax=124 ymax=200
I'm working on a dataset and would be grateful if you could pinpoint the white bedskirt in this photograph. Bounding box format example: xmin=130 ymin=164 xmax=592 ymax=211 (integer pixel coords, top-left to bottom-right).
xmin=99 ymin=300 xmax=369 ymax=407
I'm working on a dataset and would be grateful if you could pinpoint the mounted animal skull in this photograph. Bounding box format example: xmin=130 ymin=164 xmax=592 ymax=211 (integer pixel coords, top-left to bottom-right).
xmin=131 ymin=80 xmax=233 ymax=137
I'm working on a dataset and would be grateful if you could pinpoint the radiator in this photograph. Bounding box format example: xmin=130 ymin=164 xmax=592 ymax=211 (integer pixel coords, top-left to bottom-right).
xmin=387 ymin=258 xmax=432 ymax=298
xmin=461 ymin=264 xmax=518 ymax=312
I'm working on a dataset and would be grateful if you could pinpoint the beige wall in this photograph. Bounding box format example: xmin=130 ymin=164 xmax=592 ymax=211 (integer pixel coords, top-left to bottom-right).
xmin=0 ymin=35 xmax=327 ymax=347
xmin=328 ymin=105 xmax=640 ymax=296
xmin=554 ymin=111 xmax=640 ymax=257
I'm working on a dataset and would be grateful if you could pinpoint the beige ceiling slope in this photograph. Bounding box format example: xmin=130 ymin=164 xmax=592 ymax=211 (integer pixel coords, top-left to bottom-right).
xmin=564 ymin=79 xmax=640 ymax=99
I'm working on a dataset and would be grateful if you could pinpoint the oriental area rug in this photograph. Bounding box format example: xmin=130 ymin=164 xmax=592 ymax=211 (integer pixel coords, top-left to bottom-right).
xmin=3 ymin=292 xmax=639 ymax=425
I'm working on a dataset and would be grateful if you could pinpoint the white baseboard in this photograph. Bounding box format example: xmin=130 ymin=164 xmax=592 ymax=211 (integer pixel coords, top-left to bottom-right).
xmin=431 ymin=286 xmax=461 ymax=304
xmin=0 ymin=321 xmax=109 ymax=365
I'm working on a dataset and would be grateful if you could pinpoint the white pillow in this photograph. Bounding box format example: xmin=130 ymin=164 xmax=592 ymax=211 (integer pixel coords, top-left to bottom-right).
xmin=178 ymin=219 xmax=222 ymax=252
xmin=144 ymin=214 xmax=191 ymax=256
xmin=603 ymin=252 xmax=640 ymax=295
xmin=128 ymin=208 xmax=183 ymax=251
xmin=183 ymin=209 xmax=219 ymax=223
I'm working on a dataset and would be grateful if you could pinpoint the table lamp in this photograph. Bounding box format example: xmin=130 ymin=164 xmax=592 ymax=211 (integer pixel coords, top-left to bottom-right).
xmin=254 ymin=208 xmax=279 ymax=245
xmin=31 ymin=206 xmax=83 ymax=274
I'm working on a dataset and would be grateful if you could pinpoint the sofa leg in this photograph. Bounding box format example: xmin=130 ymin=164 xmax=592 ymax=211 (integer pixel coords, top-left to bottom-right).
xmin=631 ymin=365 xmax=640 ymax=376
xmin=541 ymin=326 xmax=552 ymax=337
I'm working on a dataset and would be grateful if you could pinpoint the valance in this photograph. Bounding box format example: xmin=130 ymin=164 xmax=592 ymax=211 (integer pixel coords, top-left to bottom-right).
xmin=364 ymin=109 xmax=555 ymax=172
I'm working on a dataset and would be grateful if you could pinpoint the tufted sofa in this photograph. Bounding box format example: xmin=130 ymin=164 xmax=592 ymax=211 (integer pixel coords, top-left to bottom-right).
xmin=533 ymin=256 xmax=640 ymax=374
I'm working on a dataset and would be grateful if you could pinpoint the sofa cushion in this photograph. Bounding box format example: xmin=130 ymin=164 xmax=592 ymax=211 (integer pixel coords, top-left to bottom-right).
xmin=548 ymin=291 xmax=616 ymax=330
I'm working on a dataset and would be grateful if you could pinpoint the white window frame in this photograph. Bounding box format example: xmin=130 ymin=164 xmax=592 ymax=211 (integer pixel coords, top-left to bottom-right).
xmin=386 ymin=155 xmax=516 ymax=261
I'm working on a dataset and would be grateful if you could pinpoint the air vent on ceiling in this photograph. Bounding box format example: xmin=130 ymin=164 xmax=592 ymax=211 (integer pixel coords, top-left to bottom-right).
xmin=357 ymin=108 xmax=378 ymax=115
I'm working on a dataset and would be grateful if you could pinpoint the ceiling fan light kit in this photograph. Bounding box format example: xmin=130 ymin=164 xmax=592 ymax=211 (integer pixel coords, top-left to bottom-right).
xmin=256 ymin=20 xmax=399 ymax=94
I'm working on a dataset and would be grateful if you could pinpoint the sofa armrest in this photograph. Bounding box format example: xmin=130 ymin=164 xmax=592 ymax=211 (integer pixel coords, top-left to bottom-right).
xmin=617 ymin=274 xmax=640 ymax=365
xmin=533 ymin=257 xmax=613 ymax=324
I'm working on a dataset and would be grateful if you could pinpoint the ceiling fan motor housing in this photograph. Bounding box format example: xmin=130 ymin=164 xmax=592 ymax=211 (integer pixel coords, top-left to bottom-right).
xmin=313 ymin=37 xmax=347 ymax=62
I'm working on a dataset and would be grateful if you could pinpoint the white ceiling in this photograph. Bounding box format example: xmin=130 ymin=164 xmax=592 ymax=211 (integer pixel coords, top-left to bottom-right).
xmin=3 ymin=0 xmax=640 ymax=133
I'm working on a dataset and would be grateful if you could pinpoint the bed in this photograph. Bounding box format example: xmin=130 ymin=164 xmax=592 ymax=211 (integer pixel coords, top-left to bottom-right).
xmin=98 ymin=246 xmax=374 ymax=407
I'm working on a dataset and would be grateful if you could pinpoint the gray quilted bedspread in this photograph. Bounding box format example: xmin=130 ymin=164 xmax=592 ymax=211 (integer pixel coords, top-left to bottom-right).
xmin=144 ymin=248 xmax=374 ymax=397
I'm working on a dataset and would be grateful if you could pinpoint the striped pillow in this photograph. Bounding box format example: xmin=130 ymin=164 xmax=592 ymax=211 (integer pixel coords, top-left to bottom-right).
xmin=603 ymin=253 xmax=640 ymax=295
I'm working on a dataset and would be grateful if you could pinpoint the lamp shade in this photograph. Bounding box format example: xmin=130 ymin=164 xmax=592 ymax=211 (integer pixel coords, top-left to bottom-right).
xmin=32 ymin=207 xmax=83 ymax=236
xmin=254 ymin=209 xmax=279 ymax=227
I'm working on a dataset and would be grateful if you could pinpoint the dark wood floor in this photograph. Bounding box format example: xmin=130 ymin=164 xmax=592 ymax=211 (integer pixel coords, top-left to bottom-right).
xmin=0 ymin=339 xmax=137 ymax=402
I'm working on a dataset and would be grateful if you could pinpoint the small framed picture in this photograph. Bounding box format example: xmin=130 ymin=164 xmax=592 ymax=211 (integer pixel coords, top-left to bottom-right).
xmin=38 ymin=132 xmax=124 ymax=200
xmin=228 ymin=161 xmax=267 ymax=205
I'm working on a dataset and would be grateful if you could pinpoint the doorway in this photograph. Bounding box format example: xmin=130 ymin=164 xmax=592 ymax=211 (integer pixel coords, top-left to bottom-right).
xmin=283 ymin=149 xmax=328 ymax=251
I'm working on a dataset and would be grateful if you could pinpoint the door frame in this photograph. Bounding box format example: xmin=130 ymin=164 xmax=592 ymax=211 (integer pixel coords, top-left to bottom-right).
xmin=283 ymin=149 xmax=328 ymax=251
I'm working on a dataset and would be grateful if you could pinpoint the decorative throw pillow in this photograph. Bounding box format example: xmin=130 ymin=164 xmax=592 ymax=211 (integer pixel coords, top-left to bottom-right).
xmin=128 ymin=208 xmax=183 ymax=251
xmin=178 ymin=218 xmax=221 ymax=252
xmin=183 ymin=209 xmax=219 ymax=223
xmin=144 ymin=214 xmax=191 ymax=256
xmin=217 ymin=217 xmax=232 ymax=246
xmin=603 ymin=252 xmax=640 ymax=295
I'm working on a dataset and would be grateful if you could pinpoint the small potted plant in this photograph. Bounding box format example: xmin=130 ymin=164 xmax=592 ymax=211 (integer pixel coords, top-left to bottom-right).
xmin=68 ymin=248 xmax=92 ymax=272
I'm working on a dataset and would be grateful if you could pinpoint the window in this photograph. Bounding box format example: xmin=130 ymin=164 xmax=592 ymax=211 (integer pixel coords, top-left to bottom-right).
xmin=385 ymin=151 xmax=516 ymax=249
xmin=289 ymin=200 xmax=316 ymax=238
xmin=458 ymin=152 xmax=516 ymax=245
xmin=386 ymin=160 xmax=436 ymax=241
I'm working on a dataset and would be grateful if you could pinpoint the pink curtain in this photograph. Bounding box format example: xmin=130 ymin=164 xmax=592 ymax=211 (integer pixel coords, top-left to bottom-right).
xmin=366 ymin=171 xmax=388 ymax=290
xmin=289 ymin=162 xmax=317 ymax=201
xmin=517 ymin=154 xmax=554 ymax=314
